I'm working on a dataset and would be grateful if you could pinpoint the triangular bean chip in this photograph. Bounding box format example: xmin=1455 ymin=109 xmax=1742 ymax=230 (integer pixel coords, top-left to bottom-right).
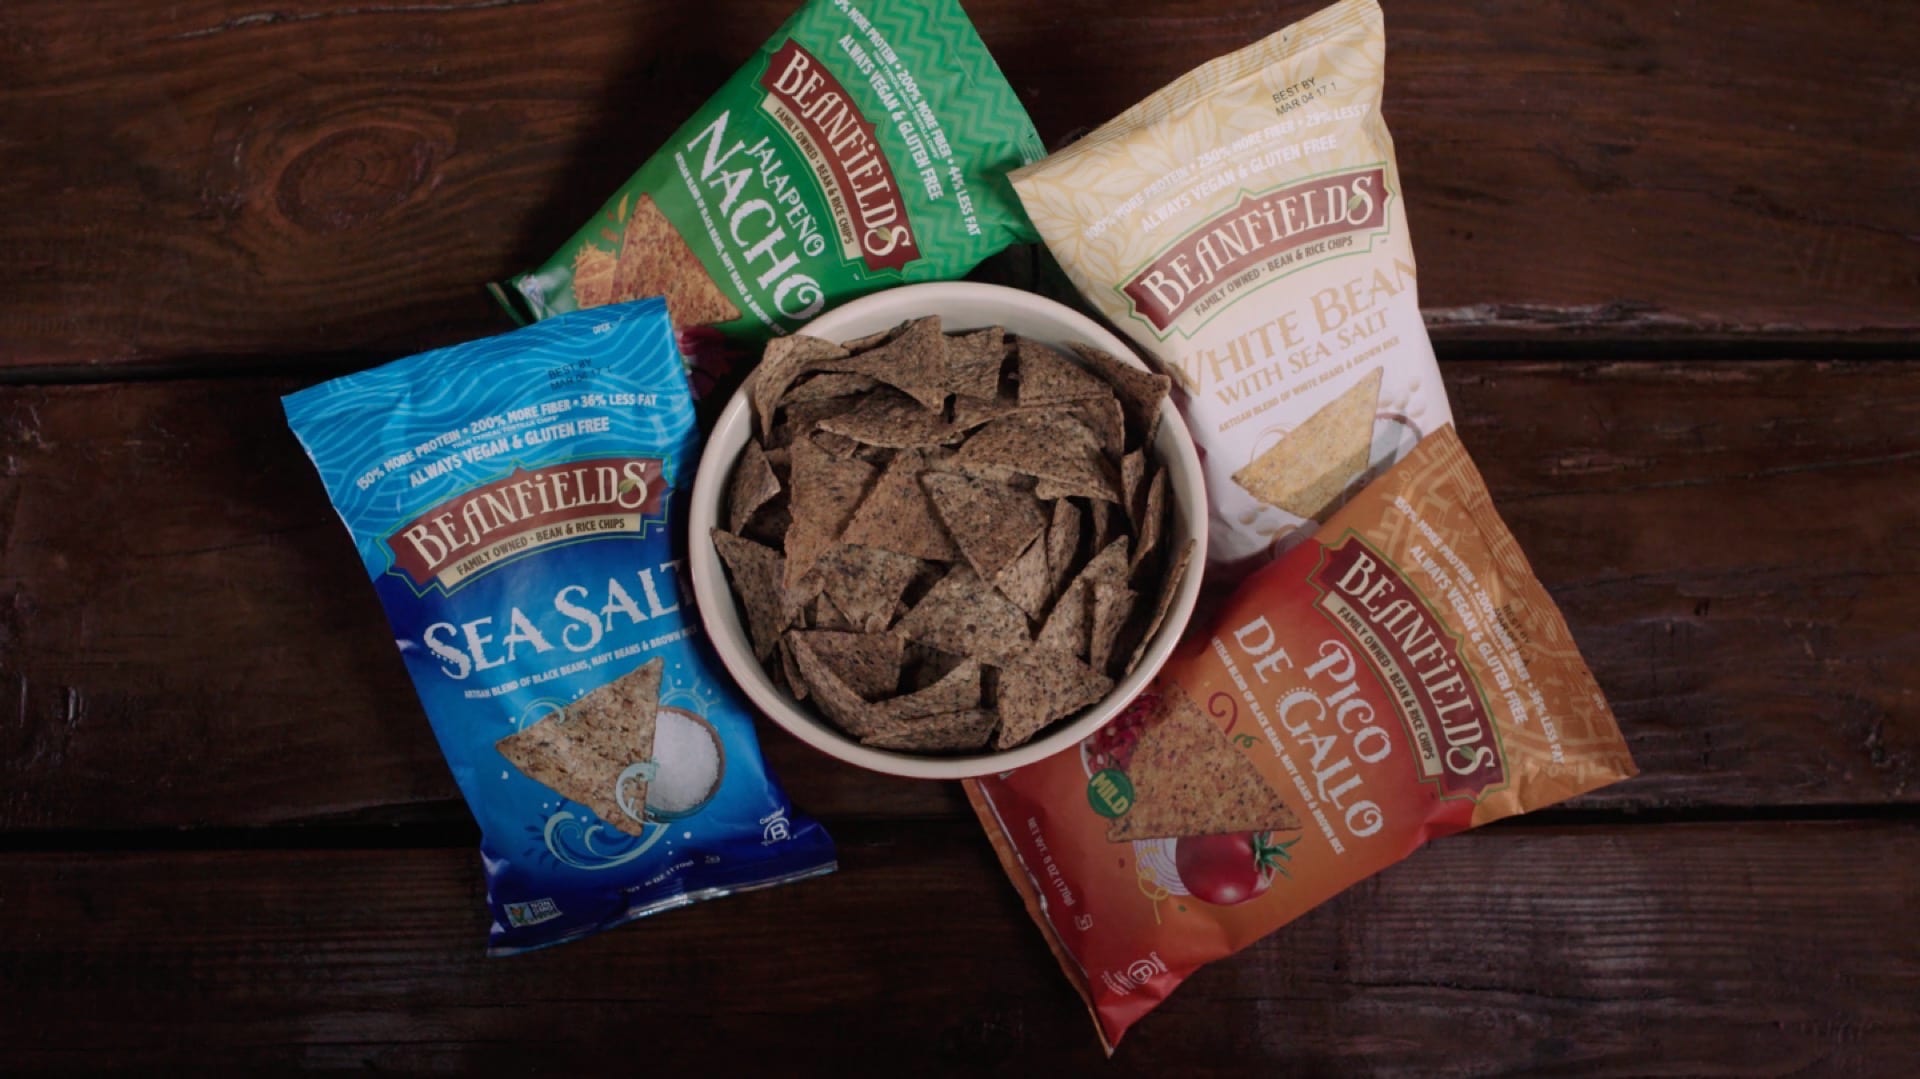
xmin=1071 ymin=342 xmax=1170 ymax=451
xmin=1044 ymin=499 xmax=1083 ymax=597
xmin=961 ymin=413 xmax=1119 ymax=502
xmin=862 ymin=709 xmax=997 ymax=753
xmin=752 ymin=333 xmax=847 ymax=438
xmin=728 ymin=438 xmax=782 ymax=534
xmin=821 ymin=316 xmax=949 ymax=410
xmin=784 ymin=436 xmax=877 ymax=589
xmin=1015 ymin=338 xmax=1109 ymax=407
xmin=922 ymin=471 xmax=1047 ymax=582
xmin=874 ymin=658 xmax=984 ymax=724
xmin=842 ymin=449 xmax=960 ymax=562
xmin=993 ymin=647 xmax=1112 ymax=750
xmin=1089 ymin=581 xmax=1139 ymax=676
xmin=1127 ymin=540 xmax=1195 ymax=673
xmin=782 ymin=371 xmax=879 ymax=404
xmin=710 ymin=529 xmax=789 ymax=663
xmin=816 ymin=543 xmax=923 ymax=632
xmin=993 ymin=531 xmax=1052 ymax=621
xmin=790 ymin=629 xmax=904 ymax=700
xmin=945 ymin=326 xmax=1005 ymax=400
xmin=817 ymin=391 xmax=964 ymax=448
xmin=892 ymin=563 xmax=1030 ymax=660
xmin=1130 ymin=468 xmax=1168 ymax=575
xmin=1035 ymin=577 xmax=1092 ymax=659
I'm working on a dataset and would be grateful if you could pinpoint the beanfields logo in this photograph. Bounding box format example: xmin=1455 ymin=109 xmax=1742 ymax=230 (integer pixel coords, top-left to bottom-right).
xmin=1121 ymin=166 xmax=1390 ymax=335
xmin=758 ymin=39 xmax=918 ymax=272
xmin=386 ymin=456 xmax=667 ymax=592
xmin=1309 ymin=534 xmax=1507 ymax=799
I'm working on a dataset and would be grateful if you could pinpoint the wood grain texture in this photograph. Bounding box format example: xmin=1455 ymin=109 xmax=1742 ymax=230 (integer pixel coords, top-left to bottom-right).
xmin=1 ymin=821 xmax=1914 ymax=1072
xmin=3 ymin=0 xmax=1916 ymax=368
xmin=2 ymin=360 xmax=1914 ymax=832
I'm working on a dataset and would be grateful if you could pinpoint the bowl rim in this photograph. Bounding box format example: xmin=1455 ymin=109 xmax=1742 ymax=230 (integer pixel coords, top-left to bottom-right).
xmin=688 ymin=281 xmax=1207 ymax=780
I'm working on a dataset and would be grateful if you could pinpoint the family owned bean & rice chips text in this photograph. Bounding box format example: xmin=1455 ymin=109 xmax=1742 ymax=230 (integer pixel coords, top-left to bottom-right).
xmin=284 ymin=299 xmax=835 ymax=953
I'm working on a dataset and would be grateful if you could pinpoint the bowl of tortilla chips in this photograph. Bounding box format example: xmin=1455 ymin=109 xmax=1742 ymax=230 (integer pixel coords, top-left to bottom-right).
xmin=689 ymin=282 xmax=1206 ymax=779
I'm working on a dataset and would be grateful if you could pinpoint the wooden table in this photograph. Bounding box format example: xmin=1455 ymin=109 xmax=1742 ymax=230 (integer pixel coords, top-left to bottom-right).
xmin=4 ymin=1 xmax=1916 ymax=1072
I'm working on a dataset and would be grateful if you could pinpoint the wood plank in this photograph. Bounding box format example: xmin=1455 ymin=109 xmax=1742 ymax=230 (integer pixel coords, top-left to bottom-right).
xmin=3 ymin=1 xmax=1916 ymax=367
xmin=0 ymin=821 xmax=1913 ymax=1072
xmin=2 ymin=360 xmax=1915 ymax=831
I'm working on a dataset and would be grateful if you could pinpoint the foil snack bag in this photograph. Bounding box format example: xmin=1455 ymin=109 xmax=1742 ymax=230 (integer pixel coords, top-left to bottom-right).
xmin=1010 ymin=0 xmax=1446 ymax=575
xmin=492 ymin=0 xmax=1045 ymax=348
xmin=966 ymin=426 xmax=1636 ymax=1050
xmin=284 ymin=299 xmax=836 ymax=953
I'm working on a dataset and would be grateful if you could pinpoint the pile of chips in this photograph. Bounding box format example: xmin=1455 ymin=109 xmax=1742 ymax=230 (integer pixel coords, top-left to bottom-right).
xmin=712 ymin=316 xmax=1195 ymax=754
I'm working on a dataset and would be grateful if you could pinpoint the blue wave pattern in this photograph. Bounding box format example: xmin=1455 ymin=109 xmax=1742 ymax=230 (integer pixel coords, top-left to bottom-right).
xmin=284 ymin=300 xmax=836 ymax=954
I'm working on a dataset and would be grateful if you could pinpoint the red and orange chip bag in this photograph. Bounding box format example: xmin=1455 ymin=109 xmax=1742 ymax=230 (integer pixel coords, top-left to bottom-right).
xmin=965 ymin=425 xmax=1636 ymax=1051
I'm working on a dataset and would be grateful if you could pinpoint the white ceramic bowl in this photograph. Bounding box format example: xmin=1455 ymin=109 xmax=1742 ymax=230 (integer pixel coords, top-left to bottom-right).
xmin=689 ymin=282 xmax=1207 ymax=779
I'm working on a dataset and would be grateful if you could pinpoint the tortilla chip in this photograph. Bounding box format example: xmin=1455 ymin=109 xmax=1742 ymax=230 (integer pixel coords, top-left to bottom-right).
xmin=921 ymin=471 xmax=1047 ymax=582
xmin=742 ymin=500 xmax=792 ymax=549
xmin=1089 ymin=581 xmax=1139 ymax=676
xmin=809 ymin=590 xmax=859 ymax=632
xmin=841 ymin=323 xmax=906 ymax=353
xmin=1107 ymin=685 xmax=1301 ymax=842
xmin=1121 ymin=451 xmax=1147 ymax=525
xmin=784 ymin=436 xmax=877 ymax=589
xmin=863 ymin=709 xmax=997 ymax=753
xmin=787 ymin=630 xmax=887 ymax=737
xmin=611 ymin=195 xmax=740 ymax=329
xmin=823 ymin=316 xmax=950 ymax=410
xmin=1130 ymin=468 xmax=1167 ymax=575
xmin=1070 ymin=343 xmax=1170 ymax=451
xmin=874 ymin=658 xmax=984 ymax=724
xmin=752 ymin=334 xmax=849 ymax=439
xmin=993 ymin=531 xmax=1052 ymax=621
xmin=842 ymin=449 xmax=960 ymax=562
xmin=1079 ymin=536 xmax=1132 ymax=593
xmin=1015 ymin=338 xmax=1109 ymax=407
xmin=1088 ymin=498 xmax=1119 ymax=550
xmin=817 ymin=391 xmax=964 ymax=448
xmin=892 ymin=563 xmax=1030 ymax=659
xmin=951 ymin=392 xmax=1028 ymax=432
xmin=728 ymin=439 xmax=782 ymax=534
xmin=777 ymin=637 xmax=807 ymax=700
xmin=957 ymin=412 xmax=1119 ymax=502
xmin=790 ymin=629 xmax=904 ymax=700
xmin=1126 ymin=540 xmax=1194 ymax=673
xmin=1044 ymin=499 xmax=1083 ymax=598
xmin=1077 ymin=394 xmax=1127 ymax=459
xmin=710 ymin=529 xmax=789 ymax=662
xmin=1231 ymin=367 xmax=1382 ymax=521
xmin=994 ymin=647 xmax=1112 ymax=749
xmin=783 ymin=371 xmax=881 ymax=404
xmin=1035 ymin=577 xmax=1092 ymax=659
xmin=495 ymin=657 xmax=662 ymax=836
xmin=945 ymin=326 xmax=1005 ymax=400
xmin=571 ymin=245 xmax=619 ymax=308
xmin=901 ymin=642 xmax=968 ymax=691
xmin=816 ymin=543 xmax=923 ymax=633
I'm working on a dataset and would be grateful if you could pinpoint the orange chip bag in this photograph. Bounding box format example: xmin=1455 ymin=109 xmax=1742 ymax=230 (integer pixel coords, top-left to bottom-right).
xmin=965 ymin=426 xmax=1636 ymax=1051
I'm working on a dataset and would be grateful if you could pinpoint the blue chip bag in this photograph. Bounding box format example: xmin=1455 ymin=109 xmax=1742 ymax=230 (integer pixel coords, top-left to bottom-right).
xmin=283 ymin=298 xmax=835 ymax=953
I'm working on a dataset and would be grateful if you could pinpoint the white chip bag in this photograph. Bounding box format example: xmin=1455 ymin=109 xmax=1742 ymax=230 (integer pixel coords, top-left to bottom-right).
xmin=1010 ymin=0 xmax=1449 ymax=577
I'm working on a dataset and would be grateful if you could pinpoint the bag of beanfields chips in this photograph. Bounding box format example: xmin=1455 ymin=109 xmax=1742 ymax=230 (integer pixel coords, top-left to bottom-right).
xmin=966 ymin=426 xmax=1636 ymax=1051
xmin=491 ymin=0 xmax=1045 ymax=351
xmin=284 ymin=299 xmax=836 ymax=954
xmin=1010 ymin=0 xmax=1446 ymax=576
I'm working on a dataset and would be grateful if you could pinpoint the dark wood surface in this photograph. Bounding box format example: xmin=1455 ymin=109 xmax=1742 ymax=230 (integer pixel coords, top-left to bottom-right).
xmin=2 ymin=0 xmax=1917 ymax=1072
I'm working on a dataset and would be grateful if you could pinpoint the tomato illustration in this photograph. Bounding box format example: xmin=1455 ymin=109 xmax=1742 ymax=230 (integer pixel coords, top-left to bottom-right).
xmin=1173 ymin=831 xmax=1298 ymax=906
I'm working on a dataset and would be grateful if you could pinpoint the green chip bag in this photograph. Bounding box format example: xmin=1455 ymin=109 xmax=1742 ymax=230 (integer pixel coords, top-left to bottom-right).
xmin=493 ymin=0 xmax=1044 ymax=346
